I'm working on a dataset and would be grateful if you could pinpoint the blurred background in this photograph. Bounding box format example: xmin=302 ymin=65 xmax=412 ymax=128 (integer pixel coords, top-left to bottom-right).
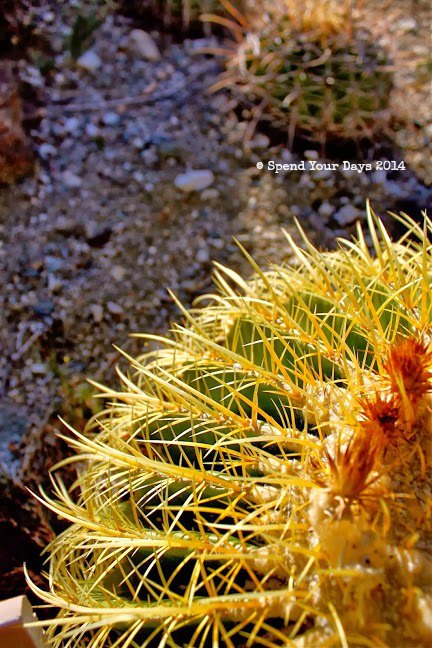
xmin=0 ymin=0 xmax=431 ymax=602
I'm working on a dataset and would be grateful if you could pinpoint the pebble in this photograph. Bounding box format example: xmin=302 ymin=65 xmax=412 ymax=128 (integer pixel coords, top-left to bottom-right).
xmin=281 ymin=149 xmax=293 ymax=163
xmin=102 ymin=112 xmax=120 ymax=127
xmin=250 ymin=134 xmax=270 ymax=150
xmin=110 ymin=265 xmax=127 ymax=281
xmin=318 ymin=201 xmax=333 ymax=219
xmin=77 ymin=50 xmax=102 ymax=73
xmin=174 ymin=170 xmax=214 ymax=192
xmin=132 ymin=137 xmax=144 ymax=150
xmin=371 ymin=169 xmax=387 ymax=185
xmin=38 ymin=143 xmax=57 ymax=159
xmin=44 ymin=256 xmax=64 ymax=272
xmin=90 ymin=304 xmax=104 ymax=322
xmin=30 ymin=363 xmax=47 ymax=375
xmin=54 ymin=216 xmax=83 ymax=236
xmin=85 ymin=223 xmax=112 ymax=246
xmin=85 ymin=123 xmax=100 ymax=137
xmin=64 ymin=117 xmax=80 ymax=134
xmin=196 ymin=248 xmax=210 ymax=264
xmin=33 ymin=300 xmax=55 ymax=316
xmin=333 ymin=204 xmax=363 ymax=226
xmin=396 ymin=18 xmax=417 ymax=32
xmin=128 ymin=29 xmax=161 ymax=61
xmin=132 ymin=170 xmax=145 ymax=183
xmin=106 ymin=301 xmax=123 ymax=315
xmin=201 ymin=188 xmax=220 ymax=201
xmin=62 ymin=170 xmax=82 ymax=188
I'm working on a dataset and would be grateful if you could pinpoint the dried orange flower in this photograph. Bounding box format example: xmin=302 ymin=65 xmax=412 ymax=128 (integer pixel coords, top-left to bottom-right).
xmin=359 ymin=393 xmax=401 ymax=451
xmin=313 ymin=434 xmax=382 ymax=517
xmin=385 ymin=338 xmax=432 ymax=397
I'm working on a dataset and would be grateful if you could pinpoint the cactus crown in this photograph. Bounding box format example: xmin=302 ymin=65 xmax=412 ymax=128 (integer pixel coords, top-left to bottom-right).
xmin=30 ymin=206 xmax=432 ymax=647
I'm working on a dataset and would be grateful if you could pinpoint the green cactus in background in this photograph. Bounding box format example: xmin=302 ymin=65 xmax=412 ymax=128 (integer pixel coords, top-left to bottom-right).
xmin=30 ymin=205 xmax=432 ymax=647
xmin=214 ymin=0 xmax=393 ymax=143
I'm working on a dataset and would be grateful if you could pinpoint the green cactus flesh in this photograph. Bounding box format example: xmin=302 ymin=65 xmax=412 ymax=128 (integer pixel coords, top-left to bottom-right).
xmin=31 ymin=207 xmax=432 ymax=647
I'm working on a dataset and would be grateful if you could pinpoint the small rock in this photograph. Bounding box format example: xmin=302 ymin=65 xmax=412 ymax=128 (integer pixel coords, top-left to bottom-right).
xmin=77 ymin=50 xmax=102 ymax=73
xmin=107 ymin=301 xmax=123 ymax=315
xmin=196 ymin=248 xmax=210 ymax=264
xmin=110 ymin=265 xmax=126 ymax=281
xmin=38 ymin=143 xmax=57 ymax=159
xmin=201 ymin=188 xmax=220 ymax=201
xmin=132 ymin=170 xmax=145 ymax=183
xmin=30 ymin=363 xmax=47 ymax=375
xmin=396 ymin=18 xmax=417 ymax=32
xmin=43 ymin=11 xmax=55 ymax=23
xmin=44 ymin=256 xmax=64 ymax=272
xmin=85 ymin=223 xmax=112 ymax=247
xmin=318 ymin=201 xmax=333 ymax=219
xmin=62 ymin=170 xmax=82 ymax=188
xmin=250 ymin=134 xmax=270 ymax=149
xmin=54 ymin=216 xmax=83 ymax=236
xmin=90 ymin=304 xmax=103 ymax=322
xmin=102 ymin=111 xmax=120 ymax=127
xmin=47 ymin=274 xmax=63 ymax=293
xmin=371 ymin=169 xmax=387 ymax=185
xmin=132 ymin=137 xmax=144 ymax=150
xmin=85 ymin=123 xmax=99 ymax=137
xmin=174 ymin=169 xmax=214 ymax=193
xmin=64 ymin=117 xmax=80 ymax=133
xmin=33 ymin=299 xmax=55 ymax=316
xmin=281 ymin=149 xmax=293 ymax=163
xmin=333 ymin=204 xmax=362 ymax=226
xmin=128 ymin=29 xmax=161 ymax=61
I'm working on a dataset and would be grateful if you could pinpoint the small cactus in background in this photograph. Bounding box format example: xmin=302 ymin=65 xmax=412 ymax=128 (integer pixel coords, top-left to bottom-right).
xmin=214 ymin=0 xmax=393 ymax=143
xmin=30 ymin=205 xmax=432 ymax=647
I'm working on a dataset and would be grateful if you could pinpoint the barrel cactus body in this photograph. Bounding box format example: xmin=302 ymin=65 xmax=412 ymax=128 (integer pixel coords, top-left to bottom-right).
xmin=217 ymin=4 xmax=393 ymax=142
xmin=32 ymin=206 xmax=432 ymax=647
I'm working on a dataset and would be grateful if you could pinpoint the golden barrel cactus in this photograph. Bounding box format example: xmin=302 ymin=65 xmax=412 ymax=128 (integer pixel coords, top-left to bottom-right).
xmin=31 ymin=206 xmax=432 ymax=647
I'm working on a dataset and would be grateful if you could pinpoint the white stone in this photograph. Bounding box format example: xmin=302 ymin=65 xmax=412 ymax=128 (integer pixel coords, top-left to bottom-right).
xmin=62 ymin=170 xmax=82 ymax=188
xmin=371 ymin=169 xmax=387 ymax=185
xmin=174 ymin=170 xmax=214 ymax=193
xmin=38 ymin=143 xmax=57 ymax=159
xmin=201 ymin=188 xmax=220 ymax=200
xmin=250 ymin=134 xmax=270 ymax=149
xmin=196 ymin=248 xmax=210 ymax=263
xmin=107 ymin=301 xmax=123 ymax=315
xmin=102 ymin=111 xmax=120 ymax=126
xmin=77 ymin=50 xmax=102 ymax=73
xmin=85 ymin=123 xmax=99 ymax=137
xmin=333 ymin=204 xmax=362 ymax=226
xmin=129 ymin=29 xmax=161 ymax=61
xmin=90 ymin=304 xmax=104 ymax=322
xmin=397 ymin=18 xmax=417 ymax=32
xmin=64 ymin=117 xmax=80 ymax=133
xmin=318 ymin=201 xmax=333 ymax=219
xmin=110 ymin=265 xmax=127 ymax=281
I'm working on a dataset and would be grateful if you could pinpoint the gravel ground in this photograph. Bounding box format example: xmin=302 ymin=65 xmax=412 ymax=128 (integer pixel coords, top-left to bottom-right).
xmin=0 ymin=0 xmax=431 ymax=598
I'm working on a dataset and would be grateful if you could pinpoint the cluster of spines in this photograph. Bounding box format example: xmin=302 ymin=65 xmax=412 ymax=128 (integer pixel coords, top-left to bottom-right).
xmin=29 ymin=207 xmax=432 ymax=647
